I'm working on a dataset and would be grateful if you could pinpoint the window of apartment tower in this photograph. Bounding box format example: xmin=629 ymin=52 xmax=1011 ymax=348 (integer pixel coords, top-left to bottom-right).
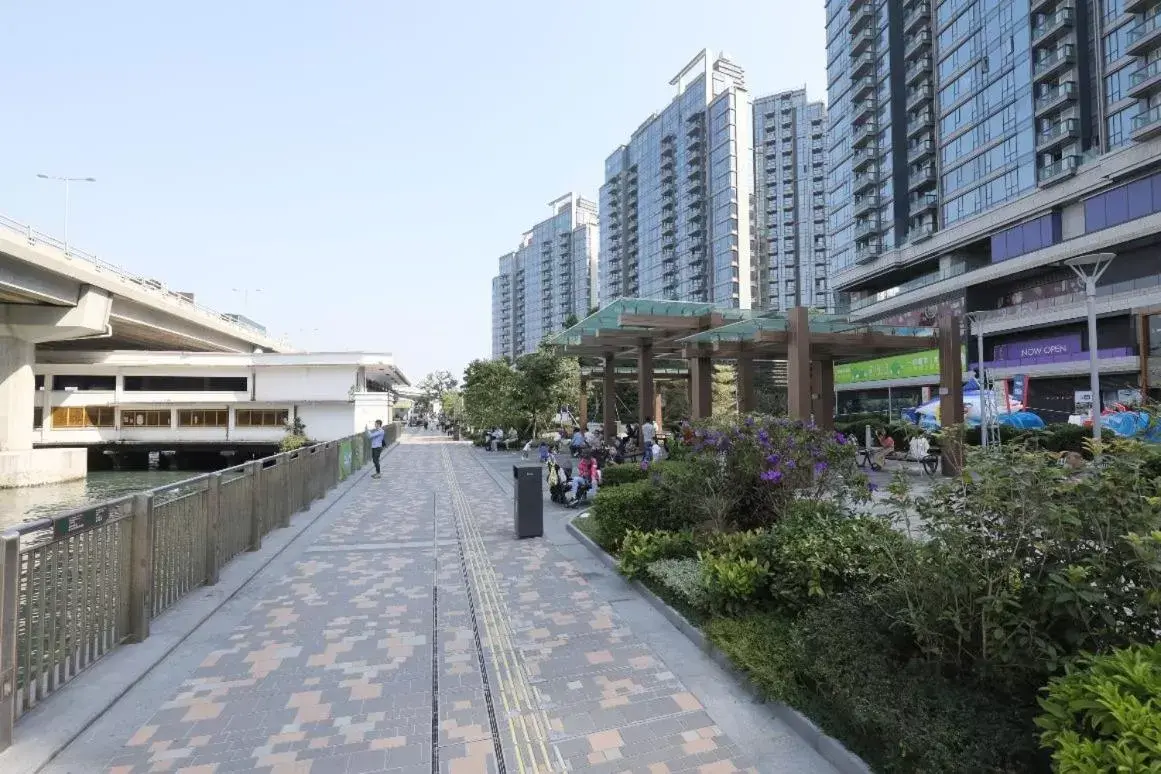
xmin=176 ymin=409 xmax=229 ymax=427
xmin=235 ymin=409 xmax=289 ymax=427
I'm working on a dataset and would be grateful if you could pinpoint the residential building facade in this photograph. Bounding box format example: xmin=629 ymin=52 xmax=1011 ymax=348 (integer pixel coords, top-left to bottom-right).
xmin=491 ymin=194 xmax=599 ymax=360
xmin=826 ymin=0 xmax=1161 ymax=420
xmin=599 ymin=50 xmax=755 ymax=309
xmin=753 ymin=89 xmax=832 ymax=312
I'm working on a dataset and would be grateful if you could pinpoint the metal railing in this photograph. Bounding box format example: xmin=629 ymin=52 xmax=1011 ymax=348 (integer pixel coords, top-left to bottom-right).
xmin=0 ymin=424 xmax=399 ymax=750
xmin=0 ymin=211 xmax=276 ymax=342
xmin=976 ymin=274 xmax=1161 ymax=323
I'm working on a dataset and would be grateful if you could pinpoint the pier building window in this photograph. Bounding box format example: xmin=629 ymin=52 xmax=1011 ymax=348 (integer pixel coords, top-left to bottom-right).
xmin=121 ymin=409 xmax=173 ymax=427
xmin=33 ymin=408 xmax=43 ymax=429
xmin=177 ymin=409 xmax=228 ymax=427
xmin=54 ymin=374 xmax=116 ymax=391
xmin=235 ymin=409 xmax=289 ymax=427
xmin=51 ymin=406 xmax=115 ymax=428
xmin=123 ymin=376 xmax=247 ymax=391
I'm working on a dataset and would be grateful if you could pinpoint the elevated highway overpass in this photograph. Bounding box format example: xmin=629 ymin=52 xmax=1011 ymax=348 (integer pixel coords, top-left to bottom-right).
xmin=0 ymin=212 xmax=288 ymax=486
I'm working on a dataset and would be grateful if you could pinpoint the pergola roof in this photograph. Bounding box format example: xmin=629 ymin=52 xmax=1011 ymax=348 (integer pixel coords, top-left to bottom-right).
xmin=549 ymin=299 xmax=938 ymax=363
xmin=547 ymin=299 xmax=749 ymax=358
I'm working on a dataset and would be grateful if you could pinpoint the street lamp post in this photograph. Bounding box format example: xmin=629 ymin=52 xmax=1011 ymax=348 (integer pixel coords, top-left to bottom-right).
xmin=36 ymin=174 xmax=96 ymax=255
xmin=230 ymin=288 xmax=263 ymax=313
xmin=1065 ymin=252 xmax=1116 ymax=442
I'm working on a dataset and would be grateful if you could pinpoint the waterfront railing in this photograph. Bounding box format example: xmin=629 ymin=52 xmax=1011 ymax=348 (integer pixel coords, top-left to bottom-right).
xmin=0 ymin=424 xmax=400 ymax=750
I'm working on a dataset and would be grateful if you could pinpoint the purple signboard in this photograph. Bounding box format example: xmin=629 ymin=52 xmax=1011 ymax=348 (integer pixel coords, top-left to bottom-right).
xmin=993 ymin=335 xmax=1082 ymax=362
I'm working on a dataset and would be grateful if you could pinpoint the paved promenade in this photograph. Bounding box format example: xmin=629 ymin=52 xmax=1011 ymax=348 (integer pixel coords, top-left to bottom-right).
xmin=44 ymin=431 xmax=834 ymax=774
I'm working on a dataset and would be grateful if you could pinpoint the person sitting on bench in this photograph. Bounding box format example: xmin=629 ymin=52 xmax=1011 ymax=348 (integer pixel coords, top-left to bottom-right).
xmin=872 ymin=430 xmax=894 ymax=469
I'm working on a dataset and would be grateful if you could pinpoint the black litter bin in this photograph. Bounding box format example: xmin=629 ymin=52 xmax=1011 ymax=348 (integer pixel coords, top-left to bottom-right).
xmin=512 ymin=463 xmax=543 ymax=539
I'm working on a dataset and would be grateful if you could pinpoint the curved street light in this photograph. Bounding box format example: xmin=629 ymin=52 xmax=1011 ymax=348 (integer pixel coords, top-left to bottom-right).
xmin=36 ymin=174 xmax=96 ymax=255
xmin=1064 ymin=252 xmax=1116 ymax=442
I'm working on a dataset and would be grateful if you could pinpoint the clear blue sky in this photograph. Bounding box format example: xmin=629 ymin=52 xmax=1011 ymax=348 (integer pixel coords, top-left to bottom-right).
xmin=1 ymin=1 xmax=826 ymax=384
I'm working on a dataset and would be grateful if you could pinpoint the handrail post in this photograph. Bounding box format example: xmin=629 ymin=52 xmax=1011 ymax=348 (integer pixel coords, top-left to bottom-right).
xmin=281 ymin=457 xmax=292 ymax=528
xmin=128 ymin=493 xmax=154 ymax=643
xmin=205 ymin=473 xmax=221 ymax=586
xmin=247 ymin=461 xmax=263 ymax=551
xmin=0 ymin=534 xmax=19 ymax=751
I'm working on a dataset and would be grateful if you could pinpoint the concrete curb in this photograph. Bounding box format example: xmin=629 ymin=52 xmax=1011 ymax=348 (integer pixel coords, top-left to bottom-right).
xmin=0 ymin=442 xmax=400 ymax=774
xmin=565 ymin=516 xmax=875 ymax=774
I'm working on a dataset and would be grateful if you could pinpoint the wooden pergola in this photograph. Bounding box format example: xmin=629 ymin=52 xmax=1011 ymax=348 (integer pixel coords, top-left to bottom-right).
xmin=550 ymin=299 xmax=965 ymax=471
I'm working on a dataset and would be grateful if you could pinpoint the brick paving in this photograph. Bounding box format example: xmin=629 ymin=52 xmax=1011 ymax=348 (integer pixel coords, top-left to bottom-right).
xmin=98 ymin=432 xmax=775 ymax=773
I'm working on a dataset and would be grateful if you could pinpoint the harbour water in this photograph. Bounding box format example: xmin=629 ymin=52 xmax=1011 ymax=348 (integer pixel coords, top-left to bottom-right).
xmin=0 ymin=471 xmax=199 ymax=531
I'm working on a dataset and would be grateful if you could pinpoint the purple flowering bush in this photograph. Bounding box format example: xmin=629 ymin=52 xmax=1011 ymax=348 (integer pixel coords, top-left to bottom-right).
xmin=681 ymin=414 xmax=870 ymax=531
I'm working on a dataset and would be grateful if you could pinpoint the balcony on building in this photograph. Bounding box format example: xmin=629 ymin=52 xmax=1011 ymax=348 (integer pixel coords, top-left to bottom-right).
xmin=853 ymin=95 xmax=876 ymax=123
xmin=905 ymin=29 xmax=932 ymax=57
xmin=851 ymin=27 xmax=875 ymax=55
xmin=852 ymin=170 xmax=877 ymax=195
xmin=854 ymin=240 xmax=882 ymax=265
xmin=1035 ymin=80 xmax=1079 ymax=117
xmin=906 ymin=82 xmax=933 ymax=111
xmin=852 ymin=76 xmax=875 ymax=101
xmin=1129 ymin=58 xmax=1161 ymax=97
xmin=905 ymin=56 xmax=933 ymax=86
xmin=903 ymin=1 xmax=930 ymax=34
xmin=1125 ymin=0 xmax=1151 ymax=12
xmin=851 ymin=122 xmax=877 ymax=148
xmin=1132 ymin=103 xmax=1161 ymax=140
xmin=908 ymin=137 xmax=935 ymax=163
xmin=1031 ymin=4 xmax=1075 ymax=46
xmin=908 ymin=164 xmax=936 ymax=191
xmin=851 ymin=52 xmax=875 ymax=78
xmin=907 ymin=110 xmax=934 ymax=139
xmin=854 ymin=217 xmax=881 ymax=240
xmin=1033 ymin=44 xmax=1076 ymax=81
xmin=853 ymin=193 xmax=880 ymax=218
xmin=850 ymin=1 xmax=874 ymax=31
xmin=1036 ymin=116 xmax=1080 ymax=151
xmin=909 ymin=191 xmax=938 ymax=216
xmin=1030 ymin=0 xmax=1056 ymax=13
xmin=1037 ymin=153 xmax=1080 ymax=185
xmin=1127 ymin=13 xmax=1161 ymax=56
xmin=852 ymin=146 xmax=877 ymax=173
xmin=909 ymin=222 xmax=935 ymax=242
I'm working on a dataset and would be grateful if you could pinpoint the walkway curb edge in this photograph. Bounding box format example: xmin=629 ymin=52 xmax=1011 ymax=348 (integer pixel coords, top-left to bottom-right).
xmin=564 ymin=517 xmax=875 ymax=774
xmin=0 ymin=441 xmax=400 ymax=774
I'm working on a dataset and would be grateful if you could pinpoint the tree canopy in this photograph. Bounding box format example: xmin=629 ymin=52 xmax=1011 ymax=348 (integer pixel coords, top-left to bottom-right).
xmin=415 ymin=370 xmax=458 ymax=414
xmin=461 ymin=347 xmax=578 ymax=437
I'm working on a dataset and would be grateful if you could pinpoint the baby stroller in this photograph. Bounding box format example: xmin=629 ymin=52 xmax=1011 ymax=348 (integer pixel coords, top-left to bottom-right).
xmin=546 ymin=459 xmax=571 ymax=504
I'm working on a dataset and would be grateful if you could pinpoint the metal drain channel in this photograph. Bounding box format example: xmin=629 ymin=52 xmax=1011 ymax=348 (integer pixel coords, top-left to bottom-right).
xmin=441 ymin=453 xmax=510 ymax=773
xmin=431 ymin=494 xmax=441 ymax=774
xmin=441 ymin=447 xmax=561 ymax=773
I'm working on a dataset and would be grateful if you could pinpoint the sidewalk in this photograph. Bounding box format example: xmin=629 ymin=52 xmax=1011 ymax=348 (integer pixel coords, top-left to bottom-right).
xmin=44 ymin=431 xmax=834 ymax=773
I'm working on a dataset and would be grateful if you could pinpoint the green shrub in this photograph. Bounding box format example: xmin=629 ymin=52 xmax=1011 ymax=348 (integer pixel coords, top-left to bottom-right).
xmin=590 ymin=479 xmax=698 ymax=549
xmin=618 ymin=530 xmax=696 ymax=579
xmin=707 ymin=597 xmax=1042 ymax=773
xmin=644 ymin=558 xmax=708 ymax=612
xmin=601 ymin=462 xmax=649 ymax=487
xmin=1036 ymin=643 xmax=1161 ymax=773
xmin=886 ymin=442 xmax=1161 ymax=692
xmin=763 ymin=503 xmax=907 ymax=613
xmin=699 ymin=553 xmax=769 ymax=615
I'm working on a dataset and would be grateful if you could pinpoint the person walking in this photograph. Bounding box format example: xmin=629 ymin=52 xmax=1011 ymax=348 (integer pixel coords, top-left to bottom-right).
xmin=367 ymin=420 xmax=386 ymax=478
xmin=641 ymin=416 xmax=656 ymax=461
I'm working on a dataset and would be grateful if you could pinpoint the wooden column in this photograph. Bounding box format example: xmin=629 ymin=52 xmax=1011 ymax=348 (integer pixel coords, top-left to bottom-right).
xmin=736 ymin=356 xmax=756 ymax=414
xmin=787 ymin=306 xmax=812 ymax=421
xmin=602 ymin=352 xmax=617 ymax=440
xmin=811 ymin=359 xmax=835 ymax=429
xmin=653 ymin=392 xmax=664 ymax=429
xmin=690 ymin=355 xmax=713 ymax=419
xmin=637 ymin=341 xmax=655 ymax=427
xmin=938 ymin=315 xmax=964 ymax=476
xmin=578 ymin=378 xmax=588 ymax=430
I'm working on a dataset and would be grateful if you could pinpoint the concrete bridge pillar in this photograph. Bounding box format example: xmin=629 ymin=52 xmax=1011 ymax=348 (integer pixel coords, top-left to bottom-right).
xmin=0 ymin=286 xmax=111 ymax=487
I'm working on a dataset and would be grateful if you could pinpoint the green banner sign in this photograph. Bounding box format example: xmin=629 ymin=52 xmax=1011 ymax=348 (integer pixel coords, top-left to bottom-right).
xmin=834 ymin=347 xmax=966 ymax=385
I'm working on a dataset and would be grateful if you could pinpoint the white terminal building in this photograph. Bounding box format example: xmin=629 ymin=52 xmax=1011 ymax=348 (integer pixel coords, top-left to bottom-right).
xmin=30 ymin=350 xmax=409 ymax=470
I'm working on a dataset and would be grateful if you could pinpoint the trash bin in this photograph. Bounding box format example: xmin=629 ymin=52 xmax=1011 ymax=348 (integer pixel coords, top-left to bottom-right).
xmin=512 ymin=463 xmax=543 ymax=539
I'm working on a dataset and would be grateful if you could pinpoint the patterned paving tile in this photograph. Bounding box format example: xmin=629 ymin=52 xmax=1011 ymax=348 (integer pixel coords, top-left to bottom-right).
xmin=97 ymin=431 xmax=766 ymax=773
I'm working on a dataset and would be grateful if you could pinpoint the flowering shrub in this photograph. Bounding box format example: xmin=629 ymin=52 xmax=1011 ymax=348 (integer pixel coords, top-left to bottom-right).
xmin=682 ymin=414 xmax=870 ymax=530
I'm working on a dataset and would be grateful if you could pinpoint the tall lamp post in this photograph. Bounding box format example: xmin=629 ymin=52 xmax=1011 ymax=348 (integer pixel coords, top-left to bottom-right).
xmin=1064 ymin=252 xmax=1116 ymax=442
xmin=36 ymin=174 xmax=96 ymax=255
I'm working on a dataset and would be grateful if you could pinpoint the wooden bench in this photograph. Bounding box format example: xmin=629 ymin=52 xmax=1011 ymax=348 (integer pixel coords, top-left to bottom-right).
xmin=858 ymin=445 xmax=941 ymax=475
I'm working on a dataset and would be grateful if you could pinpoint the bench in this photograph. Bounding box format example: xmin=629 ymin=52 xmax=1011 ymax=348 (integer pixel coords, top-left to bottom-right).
xmin=858 ymin=441 xmax=940 ymax=476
